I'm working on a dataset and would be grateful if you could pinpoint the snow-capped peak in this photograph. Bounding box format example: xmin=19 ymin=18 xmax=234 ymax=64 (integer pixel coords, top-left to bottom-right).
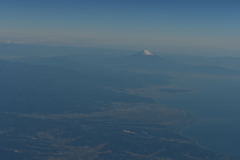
xmin=139 ymin=50 xmax=153 ymax=56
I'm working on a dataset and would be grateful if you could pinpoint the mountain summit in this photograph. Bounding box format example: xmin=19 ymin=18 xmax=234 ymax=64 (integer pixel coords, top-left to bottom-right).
xmin=119 ymin=50 xmax=166 ymax=69
xmin=128 ymin=50 xmax=160 ymax=59
xmin=136 ymin=50 xmax=154 ymax=56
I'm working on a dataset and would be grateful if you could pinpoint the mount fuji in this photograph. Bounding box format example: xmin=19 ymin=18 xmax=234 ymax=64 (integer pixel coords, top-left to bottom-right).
xmin=127 ymin=50 xmax=164 ymax=62
xmin=135 ymin=50 xmax=154 ymax=56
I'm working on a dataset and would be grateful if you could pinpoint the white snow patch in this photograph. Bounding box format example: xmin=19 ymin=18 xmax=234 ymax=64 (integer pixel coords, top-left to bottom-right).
xmin=142 ymin=50 xmax=153 ymax=55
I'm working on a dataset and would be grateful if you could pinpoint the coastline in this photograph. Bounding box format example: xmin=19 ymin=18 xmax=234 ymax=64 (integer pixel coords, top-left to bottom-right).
xmin=178 ymin=111 xmax=240 ymax=158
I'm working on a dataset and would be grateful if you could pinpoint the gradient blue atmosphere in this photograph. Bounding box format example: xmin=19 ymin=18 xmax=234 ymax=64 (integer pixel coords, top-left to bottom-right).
xmin=1 ymin=0 xmax=240 ymax=56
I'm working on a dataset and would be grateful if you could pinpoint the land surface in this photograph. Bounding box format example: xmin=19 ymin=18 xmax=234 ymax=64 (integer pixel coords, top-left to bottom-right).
xmin=0 ymin=102 xmax=239 ymax=160
xmin=1 ymin=46 xmax=240 ymax=159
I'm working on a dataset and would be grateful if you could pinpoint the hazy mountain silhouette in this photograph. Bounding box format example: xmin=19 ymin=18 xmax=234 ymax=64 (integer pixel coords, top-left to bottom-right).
xmin=104 ymin=50 xmax=240 ymax=75
xmin=0 ymin=59 xmax=156 ymax=114
xmin=125 ymin=50 xmax=165 ymax=62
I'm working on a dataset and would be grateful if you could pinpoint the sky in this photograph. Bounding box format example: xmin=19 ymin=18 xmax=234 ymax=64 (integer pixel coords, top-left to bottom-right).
xmin=1 ymin=0 xmax=240 ymax=56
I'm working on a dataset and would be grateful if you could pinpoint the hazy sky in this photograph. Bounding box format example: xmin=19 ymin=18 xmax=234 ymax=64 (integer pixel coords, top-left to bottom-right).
xmin=1 ymin=0 xmax=240 ymax=56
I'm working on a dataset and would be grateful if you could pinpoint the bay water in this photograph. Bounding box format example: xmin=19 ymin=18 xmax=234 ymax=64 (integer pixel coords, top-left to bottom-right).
xmin=158 ymin=76 xmax=240 ymax=156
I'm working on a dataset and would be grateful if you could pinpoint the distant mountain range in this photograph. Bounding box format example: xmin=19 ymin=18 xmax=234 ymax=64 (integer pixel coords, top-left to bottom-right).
xmin=107 ymin=50 xmax=240 ymax=75
xmin=2 ymin=44 xmax=240 ymax=76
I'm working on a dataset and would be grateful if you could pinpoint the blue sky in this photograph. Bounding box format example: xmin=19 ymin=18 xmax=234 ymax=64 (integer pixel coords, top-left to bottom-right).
xmin=1 ymin=0 xmax=240 ymax=56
